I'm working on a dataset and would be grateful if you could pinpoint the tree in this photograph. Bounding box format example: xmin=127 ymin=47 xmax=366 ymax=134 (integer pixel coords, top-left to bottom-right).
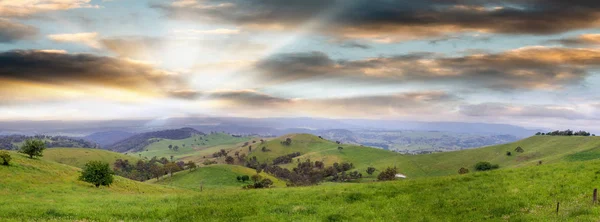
xmin=173 ymin=146 xmax=179 ymax=152
xmin=79 ymin=161 xmax=114 ymax=188
xmin=150 ymin=164 xmax=164 ymax=181
xmin=251 ymin=174 xmax=262 ymax=183
xmin=225 ymin=156 xmax=235 ymax=164
xmin=241 ymin=175 xmax=250 ymax=182
xmin=164 ymin=162 xmax=180 ymax=177
xmin=337 ymin=146 xmax=343 ymax=152
xmin=377 ymin=167 xmax=397 ymax=181
xmin=506 ymin=151 xmax=512 ymax=156
xmin=474 ymin=162 xmax=499 ymax=171
xmin=0 ymin=150 xmax=11 ymax=166
xmin=168 ymin=144 xmax=172 ymax=149
xmin=20 ymin=139 xmax=46 ymax=159
xmin=185 ymin=161 xmax=197 ymax=171
xmin=515 ymin=147 xmax=524 ymax=153
xmin=366 ymin=167 xmax=376 ymax=175
xmin=458 ymin=167 xmax=469 ymax=174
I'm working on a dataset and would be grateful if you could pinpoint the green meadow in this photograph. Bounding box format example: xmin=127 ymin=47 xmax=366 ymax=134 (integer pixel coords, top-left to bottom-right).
xmin=134 ymin=133 xmax=250 ymax=161
xmin=43 ymin=148 xmax=139 ymax=168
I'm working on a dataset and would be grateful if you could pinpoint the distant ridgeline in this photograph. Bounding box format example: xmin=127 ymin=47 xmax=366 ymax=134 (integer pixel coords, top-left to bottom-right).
xmin=0 ymin=135 xmax=99 ymax=150
xmin=108 ymin=127 xmax=204 ymax=153
xmin=536 ymin=130 xmax=594 ymax=136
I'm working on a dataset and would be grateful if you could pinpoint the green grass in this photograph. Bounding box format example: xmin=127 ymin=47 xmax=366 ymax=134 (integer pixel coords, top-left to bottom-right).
xmin=150 ymin=164 xmax=286 ymax=189
xmin=4 ymin=149 xmax=600 ymax=221
xmin=134 ymin=133 xmax=250 ymax=161
xmin=43 ymin=148 xmax=139 ymax=168
xmin=250 ymin=134 xmax=600 ymax=179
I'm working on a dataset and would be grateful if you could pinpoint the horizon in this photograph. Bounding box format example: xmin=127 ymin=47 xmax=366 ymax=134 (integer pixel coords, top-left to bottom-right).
xmin=2 ymin=1 xmax=600 ymax=131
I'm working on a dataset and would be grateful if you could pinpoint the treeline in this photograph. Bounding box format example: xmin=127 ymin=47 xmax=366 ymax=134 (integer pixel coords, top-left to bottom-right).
xmin=113 ymin=157 xmax=196 ymax=181
xmin=109 ymin=128 xmax=204 ymax=152
xmin=536 ymin=130 xmax=594 ymax=136
xmin=0 ymin=135 xmax=98 ymax=150
xmin=263 ymin=160 xmax=361 ymax=186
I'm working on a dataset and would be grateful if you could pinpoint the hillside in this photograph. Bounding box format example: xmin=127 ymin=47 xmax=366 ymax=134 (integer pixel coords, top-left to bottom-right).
xmin=134 ymin=132 xmax=250 ymax=161
xmin=43 ymin=148 xmax=139 ymax=169
xmin=0 ymin=135 xmax=98 ymax=150
xmin=2 ymin=149 xmax=600 ymax=221
xmin=151 ymin=164 xmax=286 ymax=189
xmin=247 ymin=134 xmax=600 ymax=179
xmin=84 ymin=131 xmax=135 ymax=147
xmin=108 ymin=127 xmax=204 ymax=152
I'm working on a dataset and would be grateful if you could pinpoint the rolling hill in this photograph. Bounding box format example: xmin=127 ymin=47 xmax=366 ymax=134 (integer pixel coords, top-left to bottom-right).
xmin=42 ymin=148 xmax=140 ymax=169
xmin=108 ymin=127 xmax=204 ymax=152
xmin=246 ymin=134 xmax=600 ymax=179
xmin=151 ymin=164 xmax=286 ymax=189
xmin=3 ymin=149 xmax=600 ymax=221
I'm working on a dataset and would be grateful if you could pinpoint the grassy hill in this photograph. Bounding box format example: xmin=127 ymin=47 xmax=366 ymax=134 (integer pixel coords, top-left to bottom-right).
xmin=151 ymin=164 xmax=286 ymax=189
xmin=3 ymin=149 xmax=600 ymax=221
xmin=248 ymin=134 xmax=600 ymax=179
xmin=43 ymin=148 xmax=139 ymax=168
xmin=135 ymin=133 xmax=251 ymax=161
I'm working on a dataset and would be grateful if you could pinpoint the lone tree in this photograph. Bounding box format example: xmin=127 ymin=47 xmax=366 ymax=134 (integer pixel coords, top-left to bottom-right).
xmin=0 ymin=150 xmax=11 ymax=166
xmin=168 ymin=144 xmax=172 ymax=149
xmin=20 ymin=139 xmax=46 ymax=159
xmin=185 ymin=161 xmax=197 ymax=171
xmin=515 ymin=146 xmax=524 ymax=153
xmin=366 ymin=167 xmax=376 ymax=175
xmin=506 ymin=151 xmax=512 ymax=156
xmin=377 ymin=167 xmax=398 ymax=181
xmin=79 ymin=161 xmax=114 ymax=188
xmin=338 ymin=147 xmax=344 ymax=152
xmin=458 ymin=167 xmax=469 ymax=174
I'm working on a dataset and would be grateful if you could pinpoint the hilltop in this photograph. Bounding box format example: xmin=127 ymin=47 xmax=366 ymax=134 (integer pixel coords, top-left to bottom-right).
xmin=42 ymin=148 xmax=139 ymax=169
xmin=108 ymin=128 xmax=204 ymax=152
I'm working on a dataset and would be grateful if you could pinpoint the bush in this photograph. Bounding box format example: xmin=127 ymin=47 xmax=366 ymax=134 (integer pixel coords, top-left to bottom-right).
xmin=0 ymin=151 xmax=11 ymax=166
xmin=19 ymin=139 xmax=46 ymax=159
xmin=377 ymin=167 xmax=398 ymax=181
xmin=458 ymin=167 xmax=469 ymax=174
xmin=506 ymin=151 xmax=512 ymax=156
xmin=366 ymin=167 xmax=376 ymax=175
xmin=474 ymin=162 xmax=499 ymax=171
xmin=79 ymin=161 xmax=114 ymax=188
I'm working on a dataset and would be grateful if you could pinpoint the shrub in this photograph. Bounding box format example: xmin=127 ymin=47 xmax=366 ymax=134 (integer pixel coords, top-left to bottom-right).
xmin=79 ymin=161 xmax=114 ymax=188
xmin=20 ymin=139 xmax=46 ymax=159
xmin=377 ymin=167 xmax=398 ymax=181
xmin=0 ymin=151 xmax=11 ymax=166
xmin=225 ymin=156 xmax=235 ymax=164
xmin=185 ymin=161 xmax=197 ymax=171
xmin=506 ymin=151 xmax=512 ymax=156
xmin=203 ymin=159 xmax=217 ymax=165
xmin=515 ymin=147 xmax=524 ymax=153
xmin=366 ymin=167 xmax=376 ymax=175
xmin=474 ymin=162 xmax=499 ymax=171
xmin=458 ymin=167 xmax=469 ymax=174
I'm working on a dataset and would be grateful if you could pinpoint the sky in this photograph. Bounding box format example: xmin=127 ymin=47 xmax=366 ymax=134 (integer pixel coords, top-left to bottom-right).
xmin=2 ymin=0 xmax=600 ymax=130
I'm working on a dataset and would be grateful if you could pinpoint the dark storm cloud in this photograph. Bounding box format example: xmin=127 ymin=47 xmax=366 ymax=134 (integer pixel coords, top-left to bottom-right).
xmin=0 ymin=19 xmax=38 ymax=43
xmin=0 ymin=50 xmax=187 ymax=97
xmin=254 ymin=47 xmax=600 ymax=90
xmin=155 ymin=0 xmax=600 ymax=41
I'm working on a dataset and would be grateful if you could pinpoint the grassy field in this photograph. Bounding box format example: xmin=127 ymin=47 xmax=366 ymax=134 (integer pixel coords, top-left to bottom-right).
xmin=150 ymin=164 xmax=286 ymax=189
xmin=43 ymin=148 xmax=139 ymax=168
xmin=3 ymin=149 xmax=600 ymax=221
xmin=134 ymin=133 xmax=250 ymax=161
xmin=248 ymin=134 xmax=600 ymax=179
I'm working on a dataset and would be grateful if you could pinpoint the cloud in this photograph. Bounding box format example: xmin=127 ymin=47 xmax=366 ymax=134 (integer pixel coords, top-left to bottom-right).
xmin=173 ymin=28 xmax=240 ymax=35
xmin=167 ymin=90 xmax=202 ymax=100
xmin=0 ymin=0 xmax=99 ymax=18
xmin=0 ymin=50 xmax=189 ymax=102
xmin=338 ymin=41 xmax=371 ymax=49
xmin=254 ymin=47 xmax=600 ymax=91
xmin=547 ymin=34 xmax=600 ymax=47
xmin=459 ymin=103 xmax=589 ymax=120
xmin=0 ymin=19 xmax=38 ymax=43
xmin=48 ymin=32 xmax=101 ymax=48
xmin=155 ymin=0 xmax=600 ymax=42
xmin=206 ymin=89 xmax=459 ymax=118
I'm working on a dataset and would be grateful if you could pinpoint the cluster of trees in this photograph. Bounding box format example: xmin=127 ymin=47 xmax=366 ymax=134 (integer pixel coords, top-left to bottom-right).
xmin=168 ymin=144 xmax=180 ymax=151
xmin=474 ymin=161 xmax=499 ymax=171
xmin=212 ymin=149 xmax=228 ymax=158
xmin=260 ymin=159 xmax=360 ymax=186
xmin=271 ymin=152 xmax=301 ymax=165
xmin=113 ymin=157 xmax=196 ymax=181
xmin=280 ymin=138 xmax=292 ymax=146
xmin=536 ymin=130 xmax=594 ymax=136
xmin=242 ymin=174 xmax=273 ymax=189
xmin=109 ymin=128 xmax=203 ymax=152
xmin=0 ymin=135 xmax=98 ymax=150
xmin=377 ymin=167 xmax=398 ymax=181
